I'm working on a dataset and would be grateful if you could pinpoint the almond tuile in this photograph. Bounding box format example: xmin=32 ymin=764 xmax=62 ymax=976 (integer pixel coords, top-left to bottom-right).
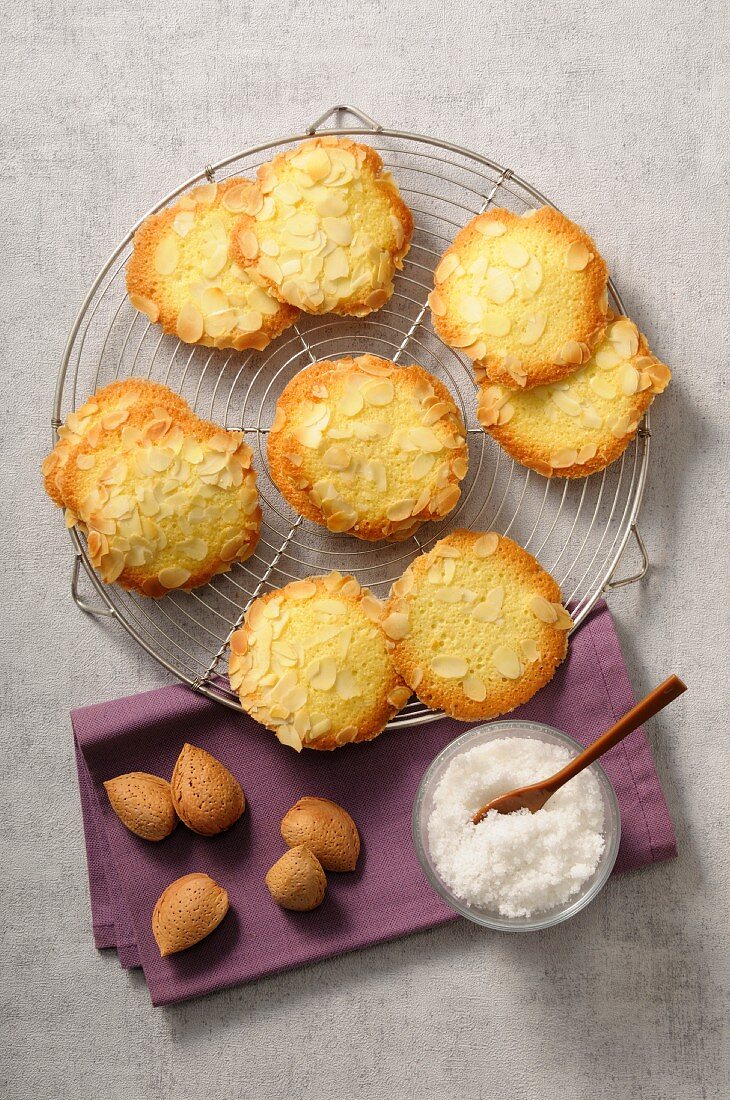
xmin=151 ymin=872 xmax=229 ymax=957
xmin=280 ymin=796 xmax=361 ymax=872
xmin=103 ymin=772 xmax=178 ymax=841
xmin=170 ymin=743 xmax=245 ymax=836
xmin=265 ymin=845 xmax=327 ymax=911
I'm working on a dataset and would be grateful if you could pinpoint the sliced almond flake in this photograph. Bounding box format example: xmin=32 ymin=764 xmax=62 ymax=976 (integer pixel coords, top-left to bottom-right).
xmin=307 ymin=657 xmax=338 ymax=691
xmin=287 ymin=579 xmax=317 ymax=600
xmin=492 ymin=645 xmax=522 ymax=679
xmin=157 ymin=566 xmax=191 ymax=589
xmin=550 ymin=447 xmax=579 ymax=469
xmin=474 ymin=532 xmax=499 ymax=558
xmin=129 ymin=293 xmax=160 ymax=322
xmin=519 ymin=311 xmax=547 ymax=346
xmin=338 ymin=389 xmax=364 ymax=417
xmin=477 ymin=219 xmax=507 ymax=237
xmin=565 ymin=241 xmax=593 ymax=271
xmin=428 ymin=290 xmax=447 ymax=316
xmin=502 ymin=240 xmax=530 ymax=268
xmin=484 ymin=269 xmax=514 ymax=305
xmin=580 ymin=405 xmax=603 ymax=429
xmin=176 ymin=302 xmax=204 ymax=343
xmin=610 ymin=319 xmax=639 ymax=358
xmin=462 ymin=675 xmax=487 ymax=701
xmin=435 ymin=588 xmax=463 ymax=604
xmin=275 ymin=727 xmax=303 ymax=752
xmin=522 ymin=255 xmax=543 ymax=295
xmin=529 ymin=594 xmax=558 ymax=623
xmin=521 ymin=639 xmax=541 ymax=662
xmin=576 ymin=443 xmax=598 ymax=465
xmin=409 ymin=426 xmax=443 ymax=453
xmin=326 ymin=509 xmax=357 ymax=533
xmin=292 ymin=425 xmax=323 ymax=449
xmin=553 ymin=604 xmax=574 ymax=630
xmin=434 ymin=253 xmax=461 ymax=283
xmin=618 ymin=363 xmax=640 ymax=395
xmin=381 ymin=612 xmax=410 ymax=639
xmin=387 ymin=499 xmax=417 ymax=523
xmin=154 ymin=237 xmax=179 ymax=275
xmin=322 ymin=216 xmax=353 ymax=246
xmin=391 ymin=570 xmax=414 ymax=598
xmin=609 ymin=413 xmax=632 ymax=438
xmin=589 ymin=375 xmax=617 ymax=400
xmin=360 ymin=594 xmax=384 ymax=623
xmin=363 ymin=379 xmax=394 ymax=406
xmin=335 ymin=669 xmax=361 ymax=699
xmin=430 ymin=655 xmax=468 ymax=678
xmin=595 ymin=346 xmax=621 ymax=371
xmin=323 ymin=444 xmax=351 ymax=470
xmin=551 ymin=390 xmax=582 ymax=417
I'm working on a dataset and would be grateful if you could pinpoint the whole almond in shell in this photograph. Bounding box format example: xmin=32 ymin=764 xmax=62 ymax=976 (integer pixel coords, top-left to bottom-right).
xmin=151 ymin=872 xmax=229 ymax=957
xmin=104 ymin=772 xmax=178 ymax=841
xmin=171 ymin=743 xmax=245 ymax=836
xmin=265 ymin=845 xmax=327 ymax=911
xmin=281 ymin=796 xmax=361 ymax=871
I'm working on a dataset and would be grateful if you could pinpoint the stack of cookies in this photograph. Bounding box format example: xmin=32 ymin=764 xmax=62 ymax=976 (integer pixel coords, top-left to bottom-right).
xmin=429 ymin=206 xmax=670 ymax=477
xmin=126 ymin=137 xmax=414 ymax=351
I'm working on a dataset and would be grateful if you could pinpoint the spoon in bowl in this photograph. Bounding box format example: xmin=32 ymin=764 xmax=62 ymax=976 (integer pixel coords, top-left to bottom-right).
xmin=472 ymin=675 xmax=686 ymax=824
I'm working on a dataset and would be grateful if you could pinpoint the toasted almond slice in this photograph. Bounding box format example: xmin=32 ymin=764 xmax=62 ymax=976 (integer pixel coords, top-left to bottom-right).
xmin=502 ymin=241 xmax=530 ymax=268
xmin=307 ymin=657 xmax=337 ymax=691
xmin=129 ymin=293 xmax=160 ymax=322
xmin=387 ymin=499 xmax=417 ymax=523
xmin=484 ymin=269 xmax=514 ymax=304
xmin=434 ymin=253 xmax=460 ymax=282
xmin=335 ymin=669 xmax=361 ymax=699
xmin=176 ymin=302 xmax=204 ymax=344
xmin=474 ymin=532 xmax=499 ymax=558
xmin=589 ymin=375 xmax=617 ymax=400
xmin=430 ymin=655 xmax=468 ymax=678
xmin=287 ymin=580 xmax=317 ymax=600
xmin=428 ymin=290 xmax=447 ymax=316
xmin=521 ymin=639 xmax=541 ymax=662
xmin=519 ymin=311 xmax=547 ymax=346
xmin=382 ymin=612 xmax=410 ymax=640
xmin=492 ymin=645 xmax=522 ymax=679
xmin=236 ymin=229 xmax=259 ymax=261
xmin=462 ymin=675 xmax=487 ymax=701
xmin=565 ymin=242 xmax=593 ymax=271
xmin=477 ymin=219 xmax=507 ymax=237
xmin=158 ymin=567 xmax=191 ymax=589
xmin=550 ymin=447 xmax=579 ymax=469
xmin=154 ymin=237 xmax=179 ymax=275
xmin=529 ymin=594 xmax=558 ymax=622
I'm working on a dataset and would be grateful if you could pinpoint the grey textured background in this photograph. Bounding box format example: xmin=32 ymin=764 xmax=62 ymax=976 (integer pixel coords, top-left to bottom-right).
xmin=2 ymin=1 xmax=728 ymax=1097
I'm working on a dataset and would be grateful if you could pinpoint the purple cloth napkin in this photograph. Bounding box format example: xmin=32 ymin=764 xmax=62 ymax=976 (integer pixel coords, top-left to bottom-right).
xmin=71 ymin=599 xmax=676 ymax=1006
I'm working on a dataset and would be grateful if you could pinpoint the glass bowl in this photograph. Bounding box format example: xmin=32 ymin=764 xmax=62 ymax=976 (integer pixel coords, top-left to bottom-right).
xmin=412 ymin=720 xmax=621 ymax=931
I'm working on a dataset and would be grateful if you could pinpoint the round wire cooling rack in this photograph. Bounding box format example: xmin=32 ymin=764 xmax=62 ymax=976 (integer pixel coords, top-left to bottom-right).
xmin=54 ymin=104 xmax=651 ymax=728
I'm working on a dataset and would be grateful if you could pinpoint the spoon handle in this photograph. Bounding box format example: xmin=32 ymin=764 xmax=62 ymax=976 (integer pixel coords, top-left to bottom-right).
xmin=547 ymin=674 xmax=687 ymax=789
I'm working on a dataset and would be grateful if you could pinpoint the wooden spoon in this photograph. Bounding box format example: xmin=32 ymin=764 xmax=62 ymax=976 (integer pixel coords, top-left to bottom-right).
xmin=472 ymin=675 xmax=686 ymax=824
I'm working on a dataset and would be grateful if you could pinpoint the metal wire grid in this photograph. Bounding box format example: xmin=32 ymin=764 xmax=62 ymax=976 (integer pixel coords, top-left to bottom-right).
xmin=55 ymin=105 xmax=650 ymax=728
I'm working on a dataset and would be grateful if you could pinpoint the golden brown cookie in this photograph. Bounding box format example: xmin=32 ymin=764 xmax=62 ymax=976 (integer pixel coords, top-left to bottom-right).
xmin=381 ymin=530 xmax=571 ymax=721
xmin=267 ymin=354 xmax=468 ymax=541
xmin=230 ymin=138 xmax=413 ymax=316
xmin=42 ymin=380 xmax=187 ymax=509
xmin=429 ymin=206 xmax=609 ymax=389
xmin=44 ymin=378 xmax=261 ymax=597
xmin=477 ymin=317 xmax=670 ymax=477
xmin=126 ymin=178 xmax=298 ymax=351
xmin=228 ymin=572 xmax=411 ymax=751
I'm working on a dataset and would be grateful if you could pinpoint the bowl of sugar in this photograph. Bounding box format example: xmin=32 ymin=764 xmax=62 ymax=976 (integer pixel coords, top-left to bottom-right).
xmin=413 ymin=721 xmax=621 ymax=930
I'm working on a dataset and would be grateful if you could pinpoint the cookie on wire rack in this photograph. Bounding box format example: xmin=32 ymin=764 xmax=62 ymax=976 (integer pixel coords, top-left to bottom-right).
xmin=126 ymin=178 xmax=298 ymax=352
xmin=43 ymin=378 xmax=261 ymax=598
xmin=429 ymin=206 xmax=609 ymax=390
xmin=476 ymin=316 xmax=671 ymax=477
xmin=267 ymin=354 xmax=468 ymax=542
xmin=381 ymin=530 xmax=571 ymax=722
xmin=230 ymin=137 xmax=413 ymax=316
xmin=229 ymin=572 xmax=411 ymax=751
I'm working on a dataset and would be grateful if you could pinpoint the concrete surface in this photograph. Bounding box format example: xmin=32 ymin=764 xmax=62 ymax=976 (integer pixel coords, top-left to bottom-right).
xmin=2 ymin=1 xmax=728 ymax=1097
